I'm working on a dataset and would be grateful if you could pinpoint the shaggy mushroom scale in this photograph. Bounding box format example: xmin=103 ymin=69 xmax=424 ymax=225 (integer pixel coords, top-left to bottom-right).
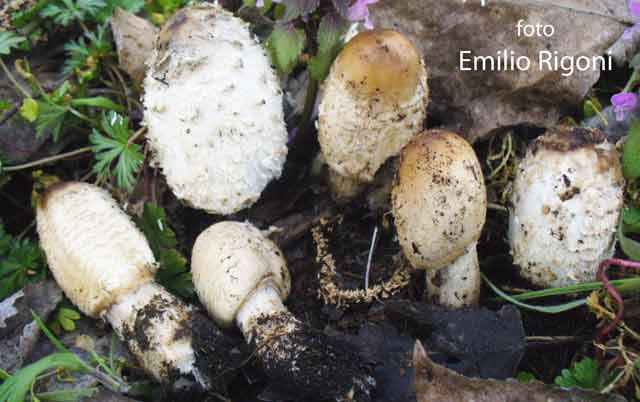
xmin=36 ymin=182 xmax=231 ymax=389
xmin=318 ymin=29 xmax=429 ymax=200
xmin=144 ymin=4 xmax=288 ymax=214
xmin=509 ymin=127 xmax=624 ymax=287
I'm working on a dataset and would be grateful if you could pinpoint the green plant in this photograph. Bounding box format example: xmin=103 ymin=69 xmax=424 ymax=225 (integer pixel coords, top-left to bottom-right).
xmin=0 ymin=222 xmax=47 ymax=301
xmin=40 ymin=0 xmax=106 ymax=26
xmin=136 ymin=203 xmax=194 ymax=298
xmin=89 ymin=111 xmax=143 ymax=191
xmin=555 ymin=357 xmax=608 ymax=391
xmin=64 ymin=24 xmax=113 ymax=83
xmin=0 ymin=31 xmax=26 ymax=56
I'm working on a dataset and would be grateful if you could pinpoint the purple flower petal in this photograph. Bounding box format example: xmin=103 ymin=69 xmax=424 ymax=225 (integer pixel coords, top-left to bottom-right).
xmin=347 ymin=0 xmax=379 ymax=28
xmin=612 ymin=92 xmax=638 ymax=121
xmin=631 ymin=0 xmax=640 ymax=19
xmin=256 ymin=0 xmax=264 ymax=6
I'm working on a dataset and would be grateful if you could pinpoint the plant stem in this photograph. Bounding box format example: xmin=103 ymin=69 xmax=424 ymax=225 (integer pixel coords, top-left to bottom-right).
xmin=0 ymin=58 xmax=31 ymax=98
xmin=3 ymin=146 xmax=92 ymax=172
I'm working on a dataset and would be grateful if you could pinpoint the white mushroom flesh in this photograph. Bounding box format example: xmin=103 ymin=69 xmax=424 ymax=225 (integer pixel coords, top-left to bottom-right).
xmin=144 ymin=4 xmax=288 ymax=214
xmin=509 ymin=127 xmax=624 ymax=287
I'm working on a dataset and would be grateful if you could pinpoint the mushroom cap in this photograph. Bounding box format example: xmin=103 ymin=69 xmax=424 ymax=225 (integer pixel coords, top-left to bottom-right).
xmin=509 ymin=127 xmax=624 ymax=287
xmin=318 ymin=29 xmax=428 ymax=183
xmin=36 ymin=182 xmax=156 ymax=317
xmin=144 ymin=4 xmax=288 ymax=215
xmin=191 ymin=221 xmax=290 ymax=328
xmin=392 ymin=130 xmax=487 ymax=270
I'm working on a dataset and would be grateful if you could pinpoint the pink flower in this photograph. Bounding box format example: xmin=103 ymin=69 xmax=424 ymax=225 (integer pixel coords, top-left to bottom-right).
xmin=347 ymin=0 xmax=379 ymax=30
xmin=631 ymin=0 xmax=640 ymax=20
xmin=611 ymin=92 xmax=638 ymax=121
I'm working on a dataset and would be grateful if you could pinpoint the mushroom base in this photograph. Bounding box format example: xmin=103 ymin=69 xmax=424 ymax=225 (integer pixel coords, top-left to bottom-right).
xmin=425 ymin=244 xmax=481 ymax=308
xmin=106 ymin=282 xmax=240 ymax=391
xmin=249 ymin=311 xmax=375 ymax=402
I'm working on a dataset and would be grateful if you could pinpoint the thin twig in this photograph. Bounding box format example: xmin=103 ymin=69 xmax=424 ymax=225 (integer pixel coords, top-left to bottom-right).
xmin=595 ymin=258 xmax=640 ymax=357
xmin=3 ymin=146 xmax=93 ymax=172
xmin=488 ymin=202 xmax=509 ymax=213
xmin=0 ymin=58 xmax=31 ymax=98
xmin=364 ymin=226 xmax=379 ymax=291
xmin=127 ymin=126 xmax=147 ymax=145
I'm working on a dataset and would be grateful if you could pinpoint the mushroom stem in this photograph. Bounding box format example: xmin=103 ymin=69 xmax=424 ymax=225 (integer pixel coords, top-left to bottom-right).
xmin=105 ymin=282 xmax=204 ymax=386
xmin=425 ymin=243 xmax=481 ymax=308
xmin=328 ymin=170 xmax=366 ymax=202
xmin=235 ymin=285 xmax=287 ymax=339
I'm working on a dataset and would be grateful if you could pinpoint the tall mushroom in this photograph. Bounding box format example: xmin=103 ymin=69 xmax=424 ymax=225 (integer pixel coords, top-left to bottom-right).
xmin=392 ymin=130 xmax=487 ymax=308
xmin=318 ymin=29 xmax=429 ymax=201
xmin=192 ymin=221 xmax=374 ymax=401
xmin=509 ymin=126 xmax=624 ymax=287
xmin=144 ymin=4 xmax=288 ymax=214
xmin=36 ymin=182 xmax=233 ymax=389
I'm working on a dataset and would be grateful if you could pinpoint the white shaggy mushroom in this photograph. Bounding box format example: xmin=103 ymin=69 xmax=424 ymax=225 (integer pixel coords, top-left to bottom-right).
xmin=144 ymin=4 xmax=288 ymax=214
xmin=318 ymin=29 xmax=429 ymax=201
xmin=392 ymin=130 xmax=487 ymax=308
xmin=192 ymin=221 xmax=374 ymax=401
xmin=509 ymin=126 xmax=624 ymax=288
xmin=36 ymin=182 xmax=218 ymax=387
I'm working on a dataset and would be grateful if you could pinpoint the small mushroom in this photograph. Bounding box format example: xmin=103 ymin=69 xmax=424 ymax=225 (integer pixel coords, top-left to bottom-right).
xmin=392 ymin=130 xmax=487 ymax=308
xmin=509 ymin=126 xmax=624 ymax=288
xmin=318 ymin=29 xmax=429 ymax=201
xmin=192 ymin=221 xmax=374 ymax=401
xmin=144 ymin=4 xmax=288 ymax=214
xmin=36 ymin=182 xmax=221 ymax=388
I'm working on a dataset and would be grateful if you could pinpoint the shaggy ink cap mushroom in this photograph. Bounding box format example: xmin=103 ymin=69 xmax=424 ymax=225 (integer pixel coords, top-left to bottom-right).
xmin=318 ymin=29 xmax=429 ymax=200
xmin=509 ymin=126 xmax=624 ymax=288
xmin=144 ymin=4 xmax=288 ymax=215
xmin=392 ymin=130 xmax=487 ymax=308
xmin=192 ymin=221 xmax=375 ymax=402
xmin=36 ymin=182 xmax=232 ymax=390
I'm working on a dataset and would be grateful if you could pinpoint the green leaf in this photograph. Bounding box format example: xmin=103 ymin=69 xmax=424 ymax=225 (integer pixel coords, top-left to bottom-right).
xmin=71 ymin=96 xmax=122 ymax=112
xmin=631 ymin=52 xmax=640 ymax=69
xmin=279 ymin=0 xmax=320 ymax=21
xmin=40 ymin=0 xmax=106 ymax=26
xmin=0 ymin=222 xmax=47 ymax=301
xmin=266 ymin=23 xmax=306 ymax=74
xmin=309 ymin=13 xmax=348 ymax=81
xmin=55 ymin=307 xmax=81 ymax=332
xmin=0 ymin=353 xmax=86 ymax=402
xmin=90 ymin=112 xmax=143 ymax=191
xmin=0 ymin=101 xmax=11 ymax=111
xmin=623 ymin=207 xmax=640 ymax=234
xmin=19 ymin=98 xmax=39 ymax=122
xmin=136 ymin=203 xmax=194 ymax=297
xmin=35 ymin=101 xmax=67 ymax=141
xmin=516 ymin=372 xmax=536 ymax=383
xmin=554 ymin=357 xmax=603 ymax=391
xmin=618 ymin=220 xmax=640 ymax=261
xmin=482 ymin=273 xmax=588 ymax=314
xmin=624 ymin=120 xmax=640 ymax=180
xmin=136 ymin=203 xmax=177 ymax=254
xmin=95 ymin=0 xmax=145 ymax=22
xmin=0 ymin=31 xmax=27 ymax=56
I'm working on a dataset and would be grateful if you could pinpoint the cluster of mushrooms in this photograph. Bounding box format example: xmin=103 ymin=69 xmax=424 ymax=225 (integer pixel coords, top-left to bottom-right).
xmin=34 ymin=3 xmax=626 ymax=401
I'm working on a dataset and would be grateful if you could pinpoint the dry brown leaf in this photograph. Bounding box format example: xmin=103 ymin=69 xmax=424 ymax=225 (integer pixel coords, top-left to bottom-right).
xmin=371 ymin=1 xmax=630 ymax=142
xmin=110 ymin=8 xmax=158 ymax=83
xmin=413 ymin=340 xmax=626 ymax=402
